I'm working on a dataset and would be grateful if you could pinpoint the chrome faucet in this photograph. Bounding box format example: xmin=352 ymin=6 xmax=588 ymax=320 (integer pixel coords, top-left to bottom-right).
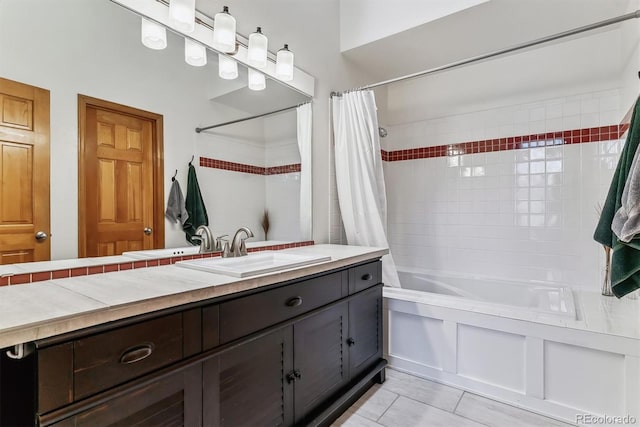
xmin=229 ymin=227 xmax=254 ymax=257
xmin=194 ymin=225 xmax=215 ymax=253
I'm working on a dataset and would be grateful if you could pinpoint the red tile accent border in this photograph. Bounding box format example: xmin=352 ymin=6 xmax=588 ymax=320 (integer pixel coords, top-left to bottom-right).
xmin=9 ymin=274 xmax=30 ymax=285
xmin=382 ymin=124 xmax=623 ymax=162
xmin=247 ymin=240 xmax=315 ymax=253
xmin=200 ymin=157 xmax=301 ymax=175
xmin=0 ymin=241 xmax=315 ymax=287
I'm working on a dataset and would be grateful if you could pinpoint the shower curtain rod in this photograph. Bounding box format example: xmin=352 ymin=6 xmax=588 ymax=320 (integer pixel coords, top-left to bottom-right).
xmin=332 ymin=10 xmax=640 ymax=95
xmin=195 ymin=101 xmax=310 ymax=133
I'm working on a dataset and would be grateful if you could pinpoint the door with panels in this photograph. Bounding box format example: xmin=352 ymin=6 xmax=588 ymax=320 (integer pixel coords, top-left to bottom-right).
xmin=0 ymin=77 xmax=50 ymax=264
xmin=79 ymin=96 xmax=164 ymax=257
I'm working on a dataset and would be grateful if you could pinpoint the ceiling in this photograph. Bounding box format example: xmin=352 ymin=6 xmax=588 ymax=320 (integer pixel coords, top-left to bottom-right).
xmin=341 ymin=0 xmax=635 ymax=82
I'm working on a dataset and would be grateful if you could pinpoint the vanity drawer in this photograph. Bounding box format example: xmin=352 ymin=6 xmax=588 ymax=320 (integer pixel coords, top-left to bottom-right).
xmin=351 ymin=261 xmax=382 ymax=293
xmin=217 ymin=271 xmax=346 ymax=344
xmin=73 ymin=313 xmax=183 ymax=400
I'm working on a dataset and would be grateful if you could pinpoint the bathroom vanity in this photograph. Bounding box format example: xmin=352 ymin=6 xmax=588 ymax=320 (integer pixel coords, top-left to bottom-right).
xmin=0 ymin=245 xmax=387 ymax=426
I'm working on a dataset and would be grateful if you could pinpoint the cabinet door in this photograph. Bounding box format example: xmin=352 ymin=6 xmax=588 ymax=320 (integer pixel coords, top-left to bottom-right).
xmin=348 ymin=286 xmax=383 ymax=380
xmin=49 ymin=364 xmax=202 ymax=427
xmin=203 ymin=327 xmax=294 ymax=427
xmin=293 ymin=302 xmax=349 ymax=424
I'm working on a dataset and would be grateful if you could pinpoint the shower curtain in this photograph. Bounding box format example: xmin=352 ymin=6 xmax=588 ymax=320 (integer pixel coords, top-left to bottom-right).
xmin=332 ymin=90 xmax=400 ymax=287
xmin=297 ymin=103 xmax=313 ymax=240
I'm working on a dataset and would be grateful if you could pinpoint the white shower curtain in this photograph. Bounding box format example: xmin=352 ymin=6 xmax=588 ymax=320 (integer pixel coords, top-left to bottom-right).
xmin=297 ymin=103 xmax=313 ymax=240
xmin=332 ymin=90 xmax=400 ymax=287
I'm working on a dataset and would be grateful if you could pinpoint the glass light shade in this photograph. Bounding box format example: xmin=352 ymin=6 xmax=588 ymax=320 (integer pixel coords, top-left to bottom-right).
xmin=247 ymin=27 xmax=268 ymax=69
xmin=248 ymin=69 xmax=266 ymax=91
xmin=212 ymin=6 xmax=236 ymax=53
xmin=185 ymin=39 xmax=207 ymax=66
xmin=276 ymin=44 xmax=294 ymax=81
xmin=218 ymin=54 xmax=238 ymax=80
xmin=141 ymin=18 xmax=167 ymax=50
xmin=169 ymin=0 xmax=195 ymax=33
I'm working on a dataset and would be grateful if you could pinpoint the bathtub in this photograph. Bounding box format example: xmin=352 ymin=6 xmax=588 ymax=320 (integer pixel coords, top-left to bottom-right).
xmin=391 ymin=268 xmax=576 ymax=324
xmin=383 ymin=267 xmax=640 ymax=424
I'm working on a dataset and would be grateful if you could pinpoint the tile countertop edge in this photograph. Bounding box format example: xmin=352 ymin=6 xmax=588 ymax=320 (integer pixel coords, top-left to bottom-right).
xmin=0 ymin=245 xmax=388 ymax=349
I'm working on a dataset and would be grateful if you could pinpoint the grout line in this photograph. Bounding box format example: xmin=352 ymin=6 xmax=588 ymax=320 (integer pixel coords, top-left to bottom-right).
xmin=375 ymin=393 xmax=400 ymax=422
xmin=452 ymin=391 xmax=465 ymax=414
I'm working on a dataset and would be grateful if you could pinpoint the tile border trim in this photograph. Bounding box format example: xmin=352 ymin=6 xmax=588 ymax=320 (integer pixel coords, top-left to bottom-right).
xmin=381 ymin=124 xmax=623 ymax=162
xmin=0 ymin=241 xmax=315 ymax=287
xmin=200 ymin=157 xmax=301 ymax=175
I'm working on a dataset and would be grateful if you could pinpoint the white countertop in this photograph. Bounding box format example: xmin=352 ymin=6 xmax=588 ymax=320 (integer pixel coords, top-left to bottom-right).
xmin=3 ymin=256 xmax=132 ymax=274
xmin=0 ymin=245 xmax=387 ymax=349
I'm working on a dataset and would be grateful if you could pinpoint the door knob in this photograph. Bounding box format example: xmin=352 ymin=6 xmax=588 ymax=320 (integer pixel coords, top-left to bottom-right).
xmin=144 ymin=227 xmax=153 ymax=235
xmin=35 ymin=231 xmax=48 ymax=241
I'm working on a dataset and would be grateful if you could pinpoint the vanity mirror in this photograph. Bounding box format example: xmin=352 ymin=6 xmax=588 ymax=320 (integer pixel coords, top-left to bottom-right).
xmin=0 ymin=0 xmax=313 ymax=267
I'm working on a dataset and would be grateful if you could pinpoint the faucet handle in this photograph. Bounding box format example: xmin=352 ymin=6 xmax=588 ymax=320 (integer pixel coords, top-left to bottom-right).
xmin=239 ymin=238 xmax=248 ymax=256
xmin=215 ymin=235 xmax=228 ymax=251
xmin=219 ymin=237 xmax=231 ymax=258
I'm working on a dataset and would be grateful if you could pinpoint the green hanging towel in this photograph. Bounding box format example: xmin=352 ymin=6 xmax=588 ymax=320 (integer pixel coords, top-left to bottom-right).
xmin=594 ymin=97 xmax=640 ymax=298
xmin=183 ymin=163 xmax=209 ymax=244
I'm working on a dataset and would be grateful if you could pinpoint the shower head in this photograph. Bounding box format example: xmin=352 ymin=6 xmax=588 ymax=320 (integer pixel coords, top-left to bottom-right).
xmin=378 ymin=127 xmax=388 ymax=138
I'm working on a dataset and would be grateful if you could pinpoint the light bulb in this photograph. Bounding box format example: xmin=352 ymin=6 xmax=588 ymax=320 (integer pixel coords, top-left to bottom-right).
xmin=247 ymin=27 xmax=268 ymax=69
xmin=141 ymin=18 xmax=167 ymax=50
xmin=169 ymin=0 xmax=195 ymax=33
xmin=218 ymin=54 xmax=238 ymax=80
xmin=248 ymin=69 xmax=266 ymax=91
xmin=185 ymin=39 xmax=207 ymax=66
xmin=212 ymin=6 xmax=236 ymax=53
xmin=276 ymin=44 xmax=294 ymax=81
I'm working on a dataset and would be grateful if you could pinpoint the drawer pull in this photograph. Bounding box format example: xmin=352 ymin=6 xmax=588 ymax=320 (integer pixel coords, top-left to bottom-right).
xmin=361 ymin=273 xmax=372 ymax=281
xmin=119 ymin=343 xmax=155 ymax=364
xmin=285 ymin=296 xmax=303 ymax=307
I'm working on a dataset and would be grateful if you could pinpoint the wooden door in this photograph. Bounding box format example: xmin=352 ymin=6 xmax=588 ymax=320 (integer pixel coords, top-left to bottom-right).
xmin=203 ymin=327 xmax=294 ymax=427
xmin=293 ymin=302 xmax=349 ymax=424
xmin=0 ymin=77 xmax=50 ymax=264
xmin=79 ymin=96 xmax=164 ymax=257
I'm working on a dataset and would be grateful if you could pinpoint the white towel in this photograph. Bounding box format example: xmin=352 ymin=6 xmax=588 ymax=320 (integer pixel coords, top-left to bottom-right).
xmin=612 ymin=146 xmax=640 ymax=242
xmin=165 ymin=180 xmax=189 ymax=225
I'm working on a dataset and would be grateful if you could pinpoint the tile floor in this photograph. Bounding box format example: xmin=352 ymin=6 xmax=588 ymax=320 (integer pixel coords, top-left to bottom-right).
xmin=332 ymin=369 xmax=575 ymax=427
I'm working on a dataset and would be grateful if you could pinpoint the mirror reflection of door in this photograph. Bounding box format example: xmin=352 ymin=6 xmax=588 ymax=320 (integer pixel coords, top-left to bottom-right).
xmin=0 ymin=77 xmax=50 ymax=265
xmin=78 ymin=95 xmax=164 ymax=257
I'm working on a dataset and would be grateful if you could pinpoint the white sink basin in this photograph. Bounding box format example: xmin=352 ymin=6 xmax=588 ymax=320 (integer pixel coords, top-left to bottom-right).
xmin=175 ymin=252 xmax=331 ymax=277
xmin=122 ymin=246 xmax=200 ymax=259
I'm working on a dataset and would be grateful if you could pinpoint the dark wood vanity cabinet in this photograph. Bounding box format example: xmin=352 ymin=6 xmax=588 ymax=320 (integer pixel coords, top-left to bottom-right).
xmin=0 ymin=259 xmax=385 ymax=427
xmin=50 ymin=364 xmax=202 ymax=427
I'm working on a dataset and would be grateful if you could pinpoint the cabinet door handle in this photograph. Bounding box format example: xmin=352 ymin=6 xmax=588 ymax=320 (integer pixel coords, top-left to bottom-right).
xmin=285 ymin=296 xmax=303 ymax=307
xmin=294 ymin=369 xmax=301 ymax=379
xmin=119 ymin=343 xmax=154 ymax=364
xmin=286 ymin=370 xmax=297 ymax=383
xmin=361 ymin=273 xmax=372 ymax=281
xmin=347 ymin=337 xmax=356 ymax=346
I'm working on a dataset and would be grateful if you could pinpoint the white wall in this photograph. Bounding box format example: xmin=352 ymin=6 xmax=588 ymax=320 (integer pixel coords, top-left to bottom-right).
xmin=620 ymin=0 xmax=640 ymax=115
xmin=339 ymin=0 xmax=489 ymax=52
xmin=380 ymin=26 xmax=637 ymax=291
xmin=264 ymin=112 xmax=302 ymax=241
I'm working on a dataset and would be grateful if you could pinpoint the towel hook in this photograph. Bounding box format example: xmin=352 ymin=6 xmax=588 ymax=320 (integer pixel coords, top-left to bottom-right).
xmin=171 ymin=169 xmax=178 ymax=182
xmin=189 ymin=155 xmax=194 ymax=166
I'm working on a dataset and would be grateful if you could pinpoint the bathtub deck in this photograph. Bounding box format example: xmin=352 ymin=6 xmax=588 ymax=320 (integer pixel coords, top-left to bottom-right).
xmin=332 ymin=368 xmax=575 ymax=427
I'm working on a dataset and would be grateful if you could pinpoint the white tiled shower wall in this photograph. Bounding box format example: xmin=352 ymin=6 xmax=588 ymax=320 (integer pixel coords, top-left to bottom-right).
xmin=383 ymin=89 xmax=625 ymax=291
